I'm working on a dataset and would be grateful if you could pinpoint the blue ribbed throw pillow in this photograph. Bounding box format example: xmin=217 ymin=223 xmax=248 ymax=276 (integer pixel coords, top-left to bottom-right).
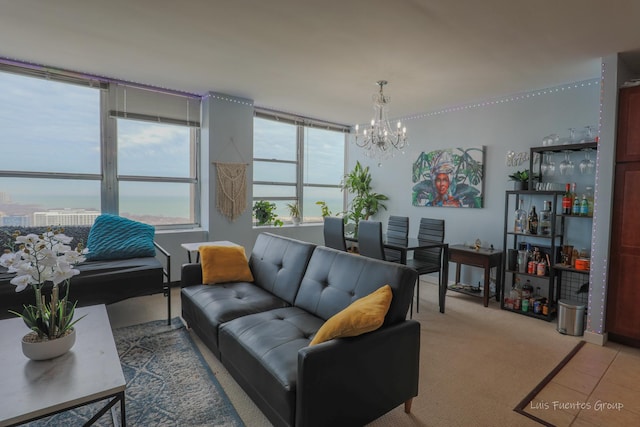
xmin=86 ymin=214 xmax=156 ymax=261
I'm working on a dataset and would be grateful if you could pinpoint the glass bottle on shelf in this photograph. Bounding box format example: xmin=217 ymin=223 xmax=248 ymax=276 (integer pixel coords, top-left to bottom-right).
xmin=572 ymin=190 xmax=581 ymax=215
xmin=580 ymin=195 xmax=589 ymax=216
xmin=513 ymin=278 xmax=522 ymax=311
xmin=514 ymin=198 xmax=527 ymax=233
xmin=528 ymin=205 xmax=538 ymax=235
xmin=540 ymin=200 xmax=552 ymax=235
xmin=585 ymin=186 xmax=594 ymax=216
xmin=562 ymin=183 xmax=572 ymax=214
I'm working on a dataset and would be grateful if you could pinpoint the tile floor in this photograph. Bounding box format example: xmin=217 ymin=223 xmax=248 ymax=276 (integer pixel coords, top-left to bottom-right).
xmin=525 ymin=342 xmax=640 ymax=426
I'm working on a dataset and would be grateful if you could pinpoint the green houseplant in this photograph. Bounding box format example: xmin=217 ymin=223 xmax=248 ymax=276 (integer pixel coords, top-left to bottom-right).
xmin=315 ymin=201 xmax=332 ymax=217
xmin=342 ymin=161 xmax=388 ymax=236
xmin=508 ymin=169 xmax=537 ymax=190
xmin=253 ymin=200 xmax=283 ymax=227
xmin=286 ymin=202 xmax=301 ymax=225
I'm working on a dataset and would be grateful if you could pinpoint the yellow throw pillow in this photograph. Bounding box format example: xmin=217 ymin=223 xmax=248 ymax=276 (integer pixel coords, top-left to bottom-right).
xmin=199 ymin=245 xmax=254 ymax=285
xmin=309 ymin=285 xmax=393 ymax=346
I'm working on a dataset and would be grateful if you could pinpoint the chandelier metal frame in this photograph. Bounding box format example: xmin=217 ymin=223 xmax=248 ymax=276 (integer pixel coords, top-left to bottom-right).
xmin=353 ymin=80 xmax=408 ymax=160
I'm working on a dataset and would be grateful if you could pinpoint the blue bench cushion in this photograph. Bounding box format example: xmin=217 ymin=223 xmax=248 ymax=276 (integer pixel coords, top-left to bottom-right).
xmin=86 ymin=214 xmax=155 ymax=261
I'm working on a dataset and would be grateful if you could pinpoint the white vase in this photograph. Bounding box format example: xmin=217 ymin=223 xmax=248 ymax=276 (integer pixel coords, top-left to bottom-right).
xmin=22 ymin=329 xmax=76 ymax=361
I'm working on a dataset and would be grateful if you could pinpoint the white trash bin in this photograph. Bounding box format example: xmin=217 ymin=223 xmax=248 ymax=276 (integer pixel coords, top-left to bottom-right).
xmin=557 ymin=299 xmax=586 ymax=336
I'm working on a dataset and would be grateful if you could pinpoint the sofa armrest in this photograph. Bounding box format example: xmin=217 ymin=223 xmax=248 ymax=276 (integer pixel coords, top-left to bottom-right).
xmin=296 ymin=320 xmax=420 ymax=427
xmin=181 ymin=263 xmax=203 ymax=288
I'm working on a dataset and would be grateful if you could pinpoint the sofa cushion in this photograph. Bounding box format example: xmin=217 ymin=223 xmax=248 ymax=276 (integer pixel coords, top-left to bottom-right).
xmin=309 ymin=285 xmax=392 ymax=346
xmin=295 ymin=246 xmax=418 ymax=325
xmin=180 ymin=282 xmax=289 ymax=358
xmin=248 ymin=233 xmax=316 ymax=305
xmin=86 ymin=214 xmax=156 ymax=261
xmin=200 ymin=245 xmax=254 ymax=284
xmin=218 ymin=306 xmax=323 ymax=427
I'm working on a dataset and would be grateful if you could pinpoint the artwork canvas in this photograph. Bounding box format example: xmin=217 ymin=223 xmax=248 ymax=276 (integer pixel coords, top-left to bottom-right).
xmin=412 ymin=147 xmax=485 ymax=208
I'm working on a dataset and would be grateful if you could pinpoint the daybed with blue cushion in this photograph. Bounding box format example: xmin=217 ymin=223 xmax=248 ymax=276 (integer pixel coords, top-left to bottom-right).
xmin=0 ymin=215 xmax=171 ymax=322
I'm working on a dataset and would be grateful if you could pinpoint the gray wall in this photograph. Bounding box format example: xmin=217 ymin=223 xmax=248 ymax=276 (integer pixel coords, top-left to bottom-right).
xmin=349 ymin=77 xmax=608 ymax=340
xmin=155 ymin=93 xmax=324 ymax=283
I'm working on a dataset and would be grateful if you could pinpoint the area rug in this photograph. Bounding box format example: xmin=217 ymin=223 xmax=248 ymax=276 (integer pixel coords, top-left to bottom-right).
xmin=26 ymin=318 xmax=245 ymax=426
xmin=514 ymin=340 xmax=586 ymax=426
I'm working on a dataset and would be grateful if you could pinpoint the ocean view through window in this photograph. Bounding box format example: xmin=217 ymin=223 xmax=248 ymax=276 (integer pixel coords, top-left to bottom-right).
xmin=0 ymin=63 xmax=200 ymax=228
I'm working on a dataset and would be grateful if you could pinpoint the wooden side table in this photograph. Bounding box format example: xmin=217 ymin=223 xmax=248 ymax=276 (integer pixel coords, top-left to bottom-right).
xmin=448 ymin=244 xmax=503 ymax=307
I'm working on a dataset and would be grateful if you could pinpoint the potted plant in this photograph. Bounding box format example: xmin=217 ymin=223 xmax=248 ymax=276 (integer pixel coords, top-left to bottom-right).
xmin=315 ymin=201 xmax=332 ymax=217
xmin=286 ymin=202 xmax=301 ymax=225
xmin=253 ymin=200 xmax=283 ymax=227
xmin=508 ymin=169 xmax=537 ymax=190
xmin=0 ymin=228 xmax=86 ymax=360
xmin=342 ymin=161 xmax=389 ymax=236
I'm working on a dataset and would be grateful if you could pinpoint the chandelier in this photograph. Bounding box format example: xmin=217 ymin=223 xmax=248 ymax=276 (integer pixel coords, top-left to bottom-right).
xmin=354 ymin=80 xmax=408 ymax=160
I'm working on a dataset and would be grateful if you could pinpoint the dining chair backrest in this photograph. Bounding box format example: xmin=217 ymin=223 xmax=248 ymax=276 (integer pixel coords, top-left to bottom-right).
xmin=414 ymin=218 xmax=445 ymax=263
xmin=385 ymin=215 xmax=409 ymax=263
xmin=358 ymin=220 xmax=386 ymax=260
xmin=323 ymin=216 xmax=347 ymax=251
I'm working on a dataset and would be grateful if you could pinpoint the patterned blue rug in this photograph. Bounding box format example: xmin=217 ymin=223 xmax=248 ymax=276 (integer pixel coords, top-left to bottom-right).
xmin=26 ymin=318 xmax=245 ymax=426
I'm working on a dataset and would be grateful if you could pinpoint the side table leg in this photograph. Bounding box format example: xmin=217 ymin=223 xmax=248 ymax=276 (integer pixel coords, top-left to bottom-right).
xmin=120 ymin=390 xmax=126 ymax=427
xmin=483 ymin=262 xmax=490 ymax=307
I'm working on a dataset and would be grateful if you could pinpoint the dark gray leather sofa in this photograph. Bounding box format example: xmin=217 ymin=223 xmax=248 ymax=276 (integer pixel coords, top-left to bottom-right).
xmin=181 ymin=232 xmax=419 ymax=427
xmin=0 ymin=226 xmax=171 ymax=322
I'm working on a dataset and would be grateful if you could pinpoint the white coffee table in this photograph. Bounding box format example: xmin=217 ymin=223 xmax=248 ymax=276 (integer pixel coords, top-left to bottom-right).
xmin=181 ymin=240 xmax=240 ymax=263
xmin=0 ymin=304 xmax=126 ymax=426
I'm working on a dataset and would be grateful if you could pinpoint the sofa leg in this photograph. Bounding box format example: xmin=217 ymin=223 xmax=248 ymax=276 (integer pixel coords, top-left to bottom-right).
xmin=404 ymin=398 xmax=413 ymax=413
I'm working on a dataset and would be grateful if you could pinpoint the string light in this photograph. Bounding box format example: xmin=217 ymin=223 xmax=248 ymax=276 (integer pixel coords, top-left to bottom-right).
xmin=586 ymin=62 xmax=607 ymax=335
xmin=401 ymin=78 xmax=600 ymax=122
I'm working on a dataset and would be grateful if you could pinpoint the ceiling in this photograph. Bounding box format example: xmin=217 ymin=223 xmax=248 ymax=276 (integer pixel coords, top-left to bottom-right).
xmin=2 ymin=0 xmax=640 ymax=126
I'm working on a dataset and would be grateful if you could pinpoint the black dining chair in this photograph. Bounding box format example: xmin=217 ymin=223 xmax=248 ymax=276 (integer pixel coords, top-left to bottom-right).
xmin=357 ymin=220 xmax=386 ymax=260
xmin=384 ymin=215 xmax=409 ymax=263
xmin=405 ymin=218 xmax=445 ymax=313
xmin=323 ymin=216 xmax=347 ymax=251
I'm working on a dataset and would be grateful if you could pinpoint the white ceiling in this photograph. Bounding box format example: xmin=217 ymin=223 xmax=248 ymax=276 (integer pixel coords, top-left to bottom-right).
xmin=2 ymin=0 xmax=640 ymax=126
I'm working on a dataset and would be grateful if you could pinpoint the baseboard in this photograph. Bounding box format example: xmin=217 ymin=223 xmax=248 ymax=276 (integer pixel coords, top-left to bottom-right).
xmin=583 ymin=330 xmax=607 ymax=346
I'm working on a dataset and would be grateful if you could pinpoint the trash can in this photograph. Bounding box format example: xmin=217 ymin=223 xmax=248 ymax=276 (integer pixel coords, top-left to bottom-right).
xmin=557 ymin=299 xmax=586 ymax=336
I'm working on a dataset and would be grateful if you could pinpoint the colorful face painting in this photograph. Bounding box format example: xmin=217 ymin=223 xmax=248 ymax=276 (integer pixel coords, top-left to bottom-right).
xmin=412 ymin=147 xmax=485 ymax=208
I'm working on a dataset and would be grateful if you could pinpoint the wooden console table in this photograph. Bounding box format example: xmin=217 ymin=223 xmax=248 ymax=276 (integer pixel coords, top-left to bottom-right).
xmin=448 ymin=244 xmax=503 ymax=307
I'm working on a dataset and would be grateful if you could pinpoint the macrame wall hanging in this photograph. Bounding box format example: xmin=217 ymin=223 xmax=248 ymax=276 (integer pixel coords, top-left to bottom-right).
xmin=214 ymin=162 xmax=247 ymax=222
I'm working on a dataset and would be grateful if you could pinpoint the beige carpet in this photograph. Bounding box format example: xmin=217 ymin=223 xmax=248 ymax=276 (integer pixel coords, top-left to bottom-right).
xmin=107 ymin=278 xmax=583 ymax=426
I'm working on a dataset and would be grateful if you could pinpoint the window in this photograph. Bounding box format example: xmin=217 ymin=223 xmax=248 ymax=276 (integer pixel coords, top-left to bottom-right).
xmin=0 ymin=63 xmax=200 ymax=228
xmin=116 ymin=119 xmax=198 ymax=226
xmin=253 ymin=113 xmax=347 ymax=224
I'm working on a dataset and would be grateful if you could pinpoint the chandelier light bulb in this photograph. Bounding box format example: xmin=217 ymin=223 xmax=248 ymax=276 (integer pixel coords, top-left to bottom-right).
xmin=353 ymin=80 xmax=408 ymax=161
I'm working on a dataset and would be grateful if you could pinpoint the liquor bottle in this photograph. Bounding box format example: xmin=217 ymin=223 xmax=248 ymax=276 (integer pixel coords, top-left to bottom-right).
xmin=585 ymin=186 xmax=594 ymax=216
xmin=514 ymin=199 xmax=527 ymax=233
xmin=528 ymin=205 xmax=538 ymax=235
xmin=571 ymin=182 xmax=578 ymax=213
xmin=513 ymin=278 xmax=522 ymax=310
xmin=572 ymin=191 xmax=581 ymax=215
xmin=540 ymin=200 xmax=552 ymax=235
xmin=562 ymin=183 xmax=572 ymax=214
xmin=580 ymin=195 xmax=589 ymax=216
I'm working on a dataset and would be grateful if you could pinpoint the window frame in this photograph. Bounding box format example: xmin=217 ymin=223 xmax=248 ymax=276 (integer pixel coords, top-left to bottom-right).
xmin=0 ymin=61 xmax=201 ymax=229
xmin=252 ymin=110 xmax=348 ymax=225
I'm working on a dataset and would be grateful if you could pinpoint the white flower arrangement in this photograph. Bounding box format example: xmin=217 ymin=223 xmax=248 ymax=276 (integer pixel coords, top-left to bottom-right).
xmin=0 ymin=228 xmax=86 ymax=340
